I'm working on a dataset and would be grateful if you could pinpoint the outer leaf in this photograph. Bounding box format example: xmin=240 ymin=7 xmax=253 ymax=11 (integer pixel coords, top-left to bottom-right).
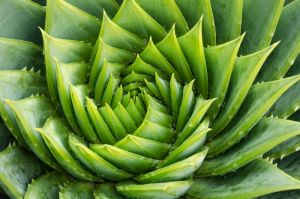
xmin=7 ymin=97 xmax=60 ymax=169
xmin=59 ymin=181 xmax=95 ymax=199
xmin=187 ymin=159 xmax=300 ymax=199
xmin=37 ymin=118 xmax=99 ymax=182
xmin=0 ymin=145 xmax=47 ymax=199
xmin=241 ymin=0 xmax=284 ymax=54
xmin=175 ymin=0 xmax=216 ymax=46
xmin=136 ymin=0 xmax=189 ymax=35
xmin=24 ymin=171 xmax=72 ymax=199
xmin=0 ymin=71 xmax=47 ymax=146
xmin=116 ymin=181 xmax=192 ymax=199
xmin=211 ymin=0 xmax=243 ymax=43
xmin=45 ymin=0 xmax=101 ymax=43
xmin=113 ymin=0 xmax=167 ymax=42
xmin=205 ymin=34 xmax=244 ymax=121
xmin=0 ymin=0 xmax=45 ymax=44
xmin=0 ymin=38 xmax=42 ymax=70
xmin=65 ymin=0 xmax=119 ymax=18
xmin=208 ymin=75 xmax=300 ymax=157
xmin=210 ymin=43 xmax=278 ymax=136
xmin=94 ymin=183 xmax=124 ymax=199
xmin=258 ymin=0 xmax=300 ymax=81
xmin=199 ymin=117 xmax=300 ymax=176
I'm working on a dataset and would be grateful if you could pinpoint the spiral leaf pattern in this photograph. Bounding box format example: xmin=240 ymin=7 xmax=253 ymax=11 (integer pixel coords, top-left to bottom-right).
xmin=0 ymin=0 xmax=300 ymax=198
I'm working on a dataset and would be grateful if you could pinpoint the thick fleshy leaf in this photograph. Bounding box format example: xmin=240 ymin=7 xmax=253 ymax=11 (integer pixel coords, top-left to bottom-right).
xmin=156 ymin=27 xmax=193 ymax=83
xmin=0 ymin=0 xmax=45 ymax=44
xmin=258 ymin=0 xmax=300 ymax=81
xmin=0 ymin=145 xmax=47 ymax=199
xmin=0 ymin=38 xmax=42 ymax=70
xmin=45 ymin=0 xmax=101 ymax=43
xmin=210 ymin=43 xmax=278 ymax=136
xmin=199 ymin=117 xmax=300 ymax=176
xmin=241 ymin=0 xmax=284 ymax=54
xmin=0 ymin=71 xmax=47 ymax=146
xmin=98 ymin=12 xmax=145 ymax=52
xmin=115 ymin=134 xmax=171 ymax=160
xmin=94 ymin=183 xmax=124 ymax=199
xmin=178 ymin=18 xmax=208 ymax=97
xmin=24 ymin=171 xmax=72 ymax=199
xmin=270 ymin=81 xmax=300 ymax=118
xmin=175 ymin=0 xmax=216 ymax=46
xmin=205 ymin=34 xmax=244 ymax=121
xmin=59 ymin=181 xmax=95 ymax=199
xmin=187 ymin=159 xmax=300 ymax=199
xmin=69 ymin=134 xmax=132 ymax=181
xmin=56 ymin=61 xmax=89 ymax=134
xmin=135 ymin=149 xmax=208 ymax=183
xmin=42 ymin=31 xmax=92 ymax=108
xmin=65 ymin=0 xmax=119 ymax=18
xmin=7 ymin=97 xmax=60 ymax=169
xmin=208 ymin=75 xmax=300 ymax=157
xmin=211 ymin=0 xmax=243 ymax=43
xmin=90 ymin=144 xmax=158 ymax=174
xmin=37 ymin=118 xmax=99 ymax=181
xmin=136 ymin=0 xmax=189 ymax=35
xmin=116 ymin=181 xmax=192 ymax=199
xmin=70 ymin=85 xmax=100 ymax=144
xmin=113 ymin=0 xmax=167 ymax=42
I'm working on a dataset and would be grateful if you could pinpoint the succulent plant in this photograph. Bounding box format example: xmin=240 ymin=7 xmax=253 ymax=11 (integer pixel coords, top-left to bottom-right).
xmin=0 ymin=0 xmax=300 ymax=198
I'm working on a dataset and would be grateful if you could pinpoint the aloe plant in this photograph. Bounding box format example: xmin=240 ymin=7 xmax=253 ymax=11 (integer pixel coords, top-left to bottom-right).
xmin=0 ymin=0 xmax=299 ymax=198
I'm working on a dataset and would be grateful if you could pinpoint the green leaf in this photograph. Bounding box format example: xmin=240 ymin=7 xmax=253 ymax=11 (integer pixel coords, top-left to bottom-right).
xmin=199 ymin=117 xmax=300 ymax=176
xmin=135 ymin=149 xmax=208 ymax=183
xmin=240 ymin=0 xmax=284 ymax=54
xmin=59 ymin=181 xmax=95 ymax=199
xmin=156 ymin=27 xmax=193 ymax=83
xmin=178 ymin=18 xmax=208 ymax=97
xmin=188 ymin=159 xmax=300 ymax=199
xmin=70 ymin=84 xmax=100 ymax=144
xmin=205 ymin=34 xmax=244 ymax=122
xmin=99 ymin=104 xmax=128 ymax=141
xmin=37 ymin=118 xmax=100 ymax=181
xmin=258 ymin=0 xmax=300 ymax=81
xmin=116 ymin=181 xmax=192 ymax=199
xmin=90 ymin=144 xmax=158 ymax=174
xmin=45 ymin=0 xmax=101 ymax=43
xmin=113 ymin=0 xmax=167 ymax=42
xmin=101 ymin=75 xmax=120 ymax=106
xmin=0 ymin=0 xmax=45 ymax=44
xmin=0 ymin=145 xmax=47 ymax=199
xmin=211 ymin=0 xmax=243 ymax=43
xmin=208 ymin=75 xmax=300 ymax=157
xmin=86 ymin=98 xmax=116 ymax=144
xmin=68 ymin=134 xmax=133 ymax=181
xmin=159 ymin=123 xmax=209 ymax=168
xmin=56 ymin=61 xmax=89 ymax=134
xmin=277 ymin=150 xmax=300 ymax=180
xmin=94 ymin=183 xmax=125 ymax=199
xmin=175 ymin=0 xmax=216 ymax=46
xmin=6 ymin=96 xmax=60 ymax=170
xmin=42 ymin=30 xmax=92 ymax=108
xmin=170 ymin=74 xmax=183 ymax=121
xmin=136 ymin=0 xmax=189 ymax=35
xmin=98 ymin=12 xmax=145 ymax=52
xmin=114 ymin=103 xmax=137 ymax=133
xmin=140 ymin=38 xmax=181 ymax=81
xmin=0 ymin=38 xmax=42 ymax=70
xmin=115 ymin=134 xmax=171 ymax=160
xmin=210 ymin=43 xmax=278 ymax=137
xmin=65 ymin=0 xmax=119 ymax=18
xmin=0 ymin=71 xmax=47 ymax=146
xmin=24 ymin=171 xmax=72 ymax=199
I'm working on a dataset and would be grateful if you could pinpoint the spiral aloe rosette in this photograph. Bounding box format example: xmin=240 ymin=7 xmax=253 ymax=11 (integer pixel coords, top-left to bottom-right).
xmin=0 ymin=0 xmax=300 ymax=198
